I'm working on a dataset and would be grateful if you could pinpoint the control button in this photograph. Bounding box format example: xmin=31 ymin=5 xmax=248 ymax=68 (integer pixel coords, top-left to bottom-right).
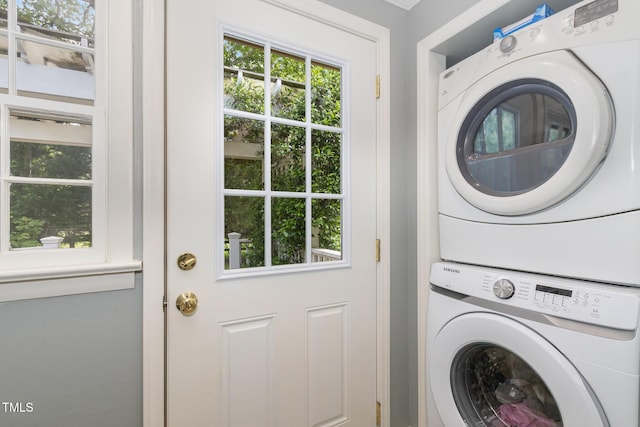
xmin=493 ymin=279 xmax=515 ymax=299
xmin=499 ymin=35 xmax=518 ymax=53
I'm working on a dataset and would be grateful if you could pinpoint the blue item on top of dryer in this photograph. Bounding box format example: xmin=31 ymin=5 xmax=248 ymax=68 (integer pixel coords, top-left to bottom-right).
xmin=493 ymin=3 xmax=555 ymax=40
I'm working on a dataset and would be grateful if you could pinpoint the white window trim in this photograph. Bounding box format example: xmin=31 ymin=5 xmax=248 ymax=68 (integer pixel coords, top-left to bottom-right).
xmin=0 ymin=1 xmax=141 ymax=301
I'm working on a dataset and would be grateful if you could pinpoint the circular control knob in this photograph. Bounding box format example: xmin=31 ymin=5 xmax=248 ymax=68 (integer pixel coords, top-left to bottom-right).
xmin=493 ymin=279 xmax=515 ymax=299
xmin=499 ymin=35 xmax=518 ymax=53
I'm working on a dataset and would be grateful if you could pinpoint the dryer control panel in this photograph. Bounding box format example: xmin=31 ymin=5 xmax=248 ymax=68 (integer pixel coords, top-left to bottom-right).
xmin=437 ymin=0 xmax=640 ymax=110
xmin=430 ymin=262 xmax=640 ymax=330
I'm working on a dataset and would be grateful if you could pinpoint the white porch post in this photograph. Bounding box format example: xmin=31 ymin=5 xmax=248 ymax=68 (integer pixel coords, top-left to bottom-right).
xmin=228 ymin=232 xmax=241 ymax=269
xmin=40 ymin=236 xmax=64 ymax=249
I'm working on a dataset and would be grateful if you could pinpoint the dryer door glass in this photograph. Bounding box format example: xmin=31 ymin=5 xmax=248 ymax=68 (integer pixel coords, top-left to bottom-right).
xmin=458 ymin=79 xmax=576 ymax=197
xmin=451 ymin=343 xmax=563 ymax=426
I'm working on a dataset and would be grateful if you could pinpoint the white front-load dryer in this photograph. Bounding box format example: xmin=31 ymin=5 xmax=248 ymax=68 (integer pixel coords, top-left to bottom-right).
xmin=426 ymin=261 xmax=640 ymax=427
xmin=437 ymin=0 xmax=640 ymax=285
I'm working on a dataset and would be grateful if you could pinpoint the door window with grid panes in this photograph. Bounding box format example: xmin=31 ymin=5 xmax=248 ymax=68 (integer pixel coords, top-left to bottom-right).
xmin=222 ymin=34 xmax=346 ymax=273
xmin=0 ymin=0 xmax=138 ymax=296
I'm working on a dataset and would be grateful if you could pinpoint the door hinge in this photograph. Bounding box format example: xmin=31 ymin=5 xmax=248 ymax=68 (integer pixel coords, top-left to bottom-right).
xmin=375 ymin=75 xmax=381 ymax=99
xmin=376 ymin=401 xmax=381 ymax=426
xmin=376 ymin=239 xmax=381 ymax=263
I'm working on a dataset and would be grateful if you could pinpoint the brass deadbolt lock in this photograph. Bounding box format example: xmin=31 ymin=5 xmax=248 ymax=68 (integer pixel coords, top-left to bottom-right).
xmin=176 ymin=292 xmax=198 ymax=316
xmin=177 ymin=253 xmax=197 ymax=271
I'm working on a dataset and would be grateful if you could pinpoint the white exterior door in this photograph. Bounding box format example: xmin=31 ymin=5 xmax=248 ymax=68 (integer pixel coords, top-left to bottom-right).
xmin=166 ymin=1 xmax=381 ymax=426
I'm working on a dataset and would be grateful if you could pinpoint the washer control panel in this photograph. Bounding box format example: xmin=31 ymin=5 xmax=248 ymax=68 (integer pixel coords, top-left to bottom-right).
xmin=430 ymin=262 xmax=640 ymax=330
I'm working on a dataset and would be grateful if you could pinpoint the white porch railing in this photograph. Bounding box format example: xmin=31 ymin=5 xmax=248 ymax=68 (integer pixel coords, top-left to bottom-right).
xmin=227 ymin=232 xmax=341 ymax=269
xmin=311 ymin=248 xmax=341 ymax=262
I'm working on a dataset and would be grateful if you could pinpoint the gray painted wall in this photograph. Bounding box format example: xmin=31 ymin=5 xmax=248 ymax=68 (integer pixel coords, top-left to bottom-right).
xmin=0 ymin=2 xmax=482 ymax=427
xmin=0 ymin=284 xmax=143 ymax=427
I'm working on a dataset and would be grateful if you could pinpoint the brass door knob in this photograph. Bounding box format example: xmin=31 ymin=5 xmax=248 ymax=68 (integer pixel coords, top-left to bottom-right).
xmin=177 ymin=253 xmax=197 ymax=271
xmin=176 ymin=292 xmax=198 ymax=316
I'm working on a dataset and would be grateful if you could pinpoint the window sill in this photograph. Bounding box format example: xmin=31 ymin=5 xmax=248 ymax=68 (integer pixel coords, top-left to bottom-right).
xmin=0 ymin=261 xmax=142 ymax=302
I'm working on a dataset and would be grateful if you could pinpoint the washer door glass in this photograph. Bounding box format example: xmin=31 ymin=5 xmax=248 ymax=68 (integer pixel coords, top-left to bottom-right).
xmin=451 ymin=343 xmax=562 ymax=426
xmin=429 ymin=312 xmax=608 ymax=427
xmin=458 ymin=79 xmax=575 ymax=197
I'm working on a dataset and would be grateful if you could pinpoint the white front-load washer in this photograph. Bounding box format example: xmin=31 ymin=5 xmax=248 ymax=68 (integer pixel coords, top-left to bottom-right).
xmin=437 ymin=0 xmax=640 ymax=285
xmin=426 ymin=261 xmax=640 ymax=427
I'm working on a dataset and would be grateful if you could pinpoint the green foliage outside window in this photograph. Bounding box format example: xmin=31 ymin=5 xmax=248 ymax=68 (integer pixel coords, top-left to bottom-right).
xmin=10 ymin=124 xmax=93 ymax=249
xmin=6 ymin=0 xmax=96 ymax=249
xmin=224 ymin=36 xmax=342 ymax=268
xmin=16 ymin=0 xmax=95 ymax=43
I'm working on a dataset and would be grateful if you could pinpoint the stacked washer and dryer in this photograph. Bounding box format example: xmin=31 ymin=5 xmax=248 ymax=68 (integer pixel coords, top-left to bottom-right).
xmin=427 ymin=0 xmax=640 ymax=426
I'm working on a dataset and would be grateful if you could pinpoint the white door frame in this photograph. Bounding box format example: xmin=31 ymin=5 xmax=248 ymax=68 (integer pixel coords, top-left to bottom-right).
xmin=141 ymin=0 xmax=391 ymax=425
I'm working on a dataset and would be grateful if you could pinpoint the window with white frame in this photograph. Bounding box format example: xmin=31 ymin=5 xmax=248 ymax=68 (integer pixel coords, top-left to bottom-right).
xmin=0 ymin=0 xmax=138 ymax=293
xmin=222 ymin=34 xmax=345 ymax=273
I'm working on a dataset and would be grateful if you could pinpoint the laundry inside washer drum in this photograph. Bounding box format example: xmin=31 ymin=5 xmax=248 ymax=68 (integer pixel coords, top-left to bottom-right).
xmin=451 ymin=343 xmax=562 ymax=426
